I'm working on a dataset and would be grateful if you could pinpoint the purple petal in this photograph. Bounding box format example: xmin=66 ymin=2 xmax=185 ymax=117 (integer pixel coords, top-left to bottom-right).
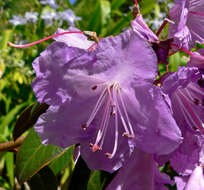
xmin=185 ymin=166 xmax=204 ymax=190
xmin=106 ymin=150 xmax=155 ymax=190
xmin=188 ymin=51 xmax=204 ymax=69
xmin=54 ymin=27 xmax=94 ymax=49
xmin=162 ymin=67 xmax=201 ymax=95
xmin=127 ymin=82 xmax=182 ymax=155
xmin=131 ymin=14 xmax=158 ymax=42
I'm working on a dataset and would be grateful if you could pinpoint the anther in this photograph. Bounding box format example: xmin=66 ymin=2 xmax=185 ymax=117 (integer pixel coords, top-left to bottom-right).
xmin=110 ymin=111 xmax=116 ymax=116
xmin=128 ymin=134 xmax=135 ymax=139
xmin=91 ymin=144 xmax=101 ymax=152
xmin=81 ymin=124 xmax=87 ymax=130
xmin=92 ymin=85 xmax=97 ymax=90
xmin=193 ymin=98 xmax=199 ymax=105
xmin=105 ymin=152 xmax=112 ymax=159
xmin=122 ymin=132 xmax=130 ymax=137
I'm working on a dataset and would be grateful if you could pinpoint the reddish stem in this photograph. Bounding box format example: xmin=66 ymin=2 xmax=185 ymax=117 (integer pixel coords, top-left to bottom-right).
xmin=134 ymin=0 xmax=138 ymax=6
xmin=156 ymin=20 xmax=168 ymax=37
xmin=8 ymin=31 xmax=83 ymax=48
xmin=171 ymin=43 xmax=193 ymax=56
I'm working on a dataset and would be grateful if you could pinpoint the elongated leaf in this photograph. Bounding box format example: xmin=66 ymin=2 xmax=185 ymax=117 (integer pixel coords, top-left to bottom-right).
xmin=111 ymin=0 xmax=126 ymax=10
xmin=0 ymin=102 xmax=28 ymax=136
xmin=5 ymin=152 xmax=14 ymax=188
xmin=88 ymin=171 xmax=101 ymax=190
xmin=49 ymin=146 xmax=74 ymax=175
xmin=0 ymin=30 xmax=13 ymax=51
xmin=13 ymin=102 xmax=49 ymax=140
xmin=89 ymin=0 xmax=111 ymax=35
xmin=16 ymin=129 xmax=67 ymax=184
xmin=28 ymin=166 xmax=58 ymax=190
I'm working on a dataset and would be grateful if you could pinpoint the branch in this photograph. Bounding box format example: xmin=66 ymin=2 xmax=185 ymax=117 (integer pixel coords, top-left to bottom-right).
xmin=0 ymin=136 xmax=26 ymax=152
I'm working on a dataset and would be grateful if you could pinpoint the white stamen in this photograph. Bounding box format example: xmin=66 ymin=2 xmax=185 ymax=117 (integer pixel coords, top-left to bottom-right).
xmin=86 ymin=87 xmax=107 ymax=127
xmin=118 ymin=89 xmax=135 ymax=137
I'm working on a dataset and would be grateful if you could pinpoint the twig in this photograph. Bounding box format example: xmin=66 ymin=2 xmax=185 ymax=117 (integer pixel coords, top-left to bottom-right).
xmin=0 ymin=136 xmax=26 ymax=152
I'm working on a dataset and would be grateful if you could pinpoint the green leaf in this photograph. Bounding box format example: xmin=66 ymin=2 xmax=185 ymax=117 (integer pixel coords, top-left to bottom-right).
xmin=16 ymin=129 xmax=66 ymax=184
xmin=0 ymin=102 xmax=28 ymax=136
xmin=49 ymin=146 xmax=74 ymax=175
xmin=0 ymin=30 xmax=13 ymax=51
xmin=168 ymin=52 xmax=188 ymax=72
xmin=89 ymin=0 xmax=111 ymax=35
xmin=87 ymin=171 xmax=101 ymax=190
xmin=5 ymin=152 xmax=14 ymax=189
xmin=28 ymin=166 xmax=58 ymax=190
xmin=13 ymin=102 xmax=49 ymax=140
xmin=140 ymin=0 xmax=156 ymax=15
xmin=111 ymin=0 xmax=126 ymax=10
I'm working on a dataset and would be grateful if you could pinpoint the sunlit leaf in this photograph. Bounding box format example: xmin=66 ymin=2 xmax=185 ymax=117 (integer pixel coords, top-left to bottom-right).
xmin=16 ymin=129 xmax=68 ymax=184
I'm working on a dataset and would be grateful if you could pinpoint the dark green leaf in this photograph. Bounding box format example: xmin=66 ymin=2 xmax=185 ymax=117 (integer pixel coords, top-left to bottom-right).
xmin=13 ymin=102 xmax=49 ymax=140
xmin=67 ymin=156 xmax=91 ymax=190
xmin=28 ymin=166 xmax=58 ymax=190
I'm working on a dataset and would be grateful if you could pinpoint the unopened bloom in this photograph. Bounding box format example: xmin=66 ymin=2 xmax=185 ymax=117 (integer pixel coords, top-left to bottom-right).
xmin=33 ymin=29 xmax=182 ymax=172
xmin=168 ymin=0 xmax=204 ymax=50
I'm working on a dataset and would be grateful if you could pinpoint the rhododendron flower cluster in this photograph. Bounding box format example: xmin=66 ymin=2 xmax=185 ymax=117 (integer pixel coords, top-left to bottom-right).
xmin=9 ymin=0 xmax=204 ymax=189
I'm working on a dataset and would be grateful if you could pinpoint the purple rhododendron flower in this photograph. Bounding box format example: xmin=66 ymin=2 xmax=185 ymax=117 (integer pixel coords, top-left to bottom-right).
xmin=106 ymin=149 xmax=173 ymax=190
xmin=32 ymin=28 xmax=182 ymax=172
xmin=168 ymin=0 xmax=204 ymax=50
xmin=162 ymin=67 xmax=203 ymax=134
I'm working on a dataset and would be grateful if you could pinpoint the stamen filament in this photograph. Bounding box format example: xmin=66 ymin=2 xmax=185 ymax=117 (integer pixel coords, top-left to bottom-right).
xmin=86 ymin=87 xmax=107 ymax=128
xmin=8 ymin=31 xmax=83 ymax=48
xmin=118 ymin=90 xmax=135 ymax=137
xmin=189 ymin=11 xmax=204 ymax=16
xmin=93 ymin=95 xmax=111 ymax=151
xmin=177 ymin=90 xmax=204 ymax=134
xmin=113 ymin=87 xmax=130 ymax=135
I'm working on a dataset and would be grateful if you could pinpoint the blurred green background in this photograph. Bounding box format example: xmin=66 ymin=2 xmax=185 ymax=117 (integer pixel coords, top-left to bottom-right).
xmin=0 ymin=0 xmax=180 ymax=189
